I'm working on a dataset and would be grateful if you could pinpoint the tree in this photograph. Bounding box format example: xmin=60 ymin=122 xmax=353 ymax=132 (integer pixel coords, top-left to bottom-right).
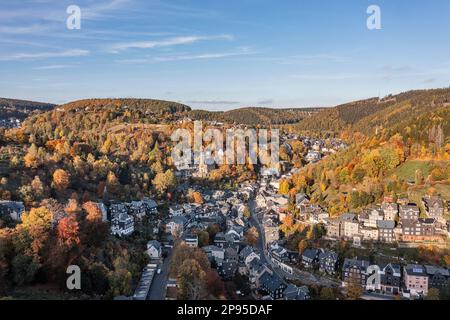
xmin=82 ymin=202 xmax=103 ymax=222
xmin=279 ymin=179 xmax=290 ymax=195
xmin=22 ymin=207 xmax=53 ymax=230
xmin=152 ymin=169 xmax=176 ymax=194
xmin=425 ymin=288 xmax=440 ymax=300
xmin=31 ymin=176 xmax=45 ymax=198
xmin=346 ymin=273 xmax=363 ymax=300
xmin=204 ymin=269 xmax=225 ymax=298
xmin=53 ymin=169 xmax=70 ymax=191
xmin=245 ymin=227 xmax=259 ymax=246
xmin=57 ymin=214 xmax=80 ymax=248
xmin=196 ymin=230 xmax=210 ymax=247
xmin=11 ymin=254 xmax=39 ymax=286
xmin=298 ymin=239 xmax=308 ymax=254
xmin=177 ymin=259 xmax=207 ymax=300
xmin=191 ymin=191 xmax=204 ymax=204
xmin=243 ymin=206 xmax=251 ymax=219
xmin=320 ymin=287 xmax=336 ymax=300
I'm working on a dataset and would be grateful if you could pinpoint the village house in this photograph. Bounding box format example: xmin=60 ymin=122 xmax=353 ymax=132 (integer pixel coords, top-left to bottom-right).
xmin=422 ymin=196 xmax=444 ymax=220
xmin=183 ymin=233 xmax=199 ymax=247
xmin=111 ymin=212 xmax=134 ymax=237
xmin=165 ymin=216 xmax=187 ymax=236
xmin=202 ymin=245 xmax=225 ymax=266
xmin=424 ymin=265 xmax=449 ymax=291
xmin=270 ymin=245 xmax=294 ymax=275
xmin=402 ymin=218 xmax=438 ymax=242
xmin=146 ymin=240 xmax=162 ymax=259
xmin=283 ymin=284 xmax=310 ymax=300
xmin=263 ymin=215 xmax=280 ymax=244
xmin=318 ymin=250 xmax=339 ymax=275
xmin=399 ymin=204 xmax=420 ymax=222
xmin=218 ymin=260 xmax=238 ymax=280
xmin=259 ymin=271 xmax=286 ymax=300
xmin=239 ymin=246 xmax=260 ymax=267
xmin=381 ymin=202 xmax=399 ymax=221
xmin=360 ymin=227 xmax=379 ymax=241
xmin=326 ymin=219 xmax=341 ymax=239
xmin=379 ymin=263 xmax=402 ymax=295
xmin=301 ymin=248 xmax=320 ymax=269
xmin=340 ymin=213 xmax=359 ymax=240
xmin=377 ymin=220 xmax=396 ymax=243
xmin=360 ymin=208 xmax=384 ymax=228
xmin=169 ymin=205 xmax=184 ymax=217
xmin=342 ymin=258 xmax=370 ymax=287
xmin=0 ymin=201 xmax=25 ymax=221
xmin=403 ymin=264 xmax=428 ymax=297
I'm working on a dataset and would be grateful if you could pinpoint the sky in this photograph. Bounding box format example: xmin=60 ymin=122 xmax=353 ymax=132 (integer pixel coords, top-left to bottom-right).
xmin=1 ymin=0 xmax=450 ymax=110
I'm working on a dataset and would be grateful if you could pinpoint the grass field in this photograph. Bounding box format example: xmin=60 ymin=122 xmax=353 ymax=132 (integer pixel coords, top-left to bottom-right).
xmin=394 ymin=160 xmax=433 ymax=181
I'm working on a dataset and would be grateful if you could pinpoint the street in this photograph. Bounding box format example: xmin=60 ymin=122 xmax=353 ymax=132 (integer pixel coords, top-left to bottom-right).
xmin=147 ymin=249 xmax=173 ymax=300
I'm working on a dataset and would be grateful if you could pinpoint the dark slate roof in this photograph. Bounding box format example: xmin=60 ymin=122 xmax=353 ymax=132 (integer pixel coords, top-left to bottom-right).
xmin=147 ymin=240 xmax=161 ymax=250
xmin=342 ymin=258 xmax=370 ymax=271
xmin=318 ymin=250 xmax=338 ymax=262
xmin=259 ymin=271 xmax=285 ymax=292
xmin=404 ymin=264 xmax=426 ymax=276
xmin=302 ymin=248 xmax=319 ymax=260
xmin=283 ymin=284 xmax=310 ymax=300
xmin=239 ymin=246 xmax=254 ymax=260
xmin=424 ymin=265 xmax=450 ymax=277
xmin=377 ymin=220 xmax=396 ymax=229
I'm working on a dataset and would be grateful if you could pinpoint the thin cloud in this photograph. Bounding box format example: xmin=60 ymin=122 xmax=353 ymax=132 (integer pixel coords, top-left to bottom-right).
xmin=110 ymin=34 xmax=233 ymax=52
xmin=186 ymin=100 xmax=241 ymax=105
xmin=258 ymin=99 xmax=274 ymax=105
xmin=0 ymin=24 xmax=49 ymax=34
xmin=0 ymin=49 xmax=90 ymax=61
xmin=33 ymin=64 xmax=73 ymax=70
xmin=292 ymin=73 xmax=361 ymax=80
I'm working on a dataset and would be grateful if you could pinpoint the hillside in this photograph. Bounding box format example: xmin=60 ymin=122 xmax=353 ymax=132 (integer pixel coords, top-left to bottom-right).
xmin=295 ymin=87 xmax=450 ymax=136
xmin=0 ymin=98 xmax=55 ymax=128
xmin=189 ymin=107 xmax=323 ymax=125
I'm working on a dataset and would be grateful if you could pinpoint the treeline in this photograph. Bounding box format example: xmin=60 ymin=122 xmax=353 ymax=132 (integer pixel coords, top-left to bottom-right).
xmin=295 ymin=87 xmax=450 ymax=136
xmin=189 ymin=107 xmax=323 ymax=125
xmin=0 ymin=98 xmax=55 ymax=121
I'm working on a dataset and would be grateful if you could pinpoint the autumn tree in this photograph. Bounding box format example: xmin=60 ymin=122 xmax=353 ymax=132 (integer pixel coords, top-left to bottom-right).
xmin=53 ymin=169 xmax=71 ymax=192
xmin=152 ymin=169 xmax=176 ymax=195
xmin=57 ymin=214 xmax=81 ymax=248
xmin=244 ymin=227 xmax=259 ymax=246
xmin=346 ymin=273 xmax=363 ymax=300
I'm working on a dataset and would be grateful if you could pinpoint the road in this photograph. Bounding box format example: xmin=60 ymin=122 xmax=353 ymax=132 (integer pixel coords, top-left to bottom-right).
xmin=147 ymin=249 xmax=173 ymax=300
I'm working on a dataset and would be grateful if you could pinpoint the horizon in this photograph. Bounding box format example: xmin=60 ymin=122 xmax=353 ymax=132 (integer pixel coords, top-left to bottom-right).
xmin=1 ymin=0 xmax=450 ymax=110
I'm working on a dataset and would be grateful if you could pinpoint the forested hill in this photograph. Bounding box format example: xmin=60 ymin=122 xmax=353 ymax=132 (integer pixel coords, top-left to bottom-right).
xmin=189 ymin=107 xmax=324 ymax=125
xmin=295 ymin=87 xmax=450 ymax=136
xmin=0 ymin=98 xmax=55 ymax=121
xmin=59 ymin=98 xmax=191 ymax=114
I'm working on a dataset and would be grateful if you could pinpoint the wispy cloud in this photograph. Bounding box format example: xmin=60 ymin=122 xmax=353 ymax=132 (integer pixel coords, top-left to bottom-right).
xmin=292 ymin=73 xmax=361 ymax=80
xmin=258 ymin=99 xmax=274 ymax=105
xmin=117 ymin=47 xmax=254 ymax=64
xmin=186 ymin=100 xmax=240 ymax=105
xmin=0 ymin=24 xmax=48 ymax=34
xmin=0 ymin=49 xmax=89 ymax=61
xmin=33 ymin=64 xmax=73 ymax=70
xmin=110 ymin=34 xmax=233 ymax=52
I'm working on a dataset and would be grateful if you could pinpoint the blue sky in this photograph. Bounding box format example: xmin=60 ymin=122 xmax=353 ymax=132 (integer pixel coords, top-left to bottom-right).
xmin=1 ymin=0 xmax=450 ymax=110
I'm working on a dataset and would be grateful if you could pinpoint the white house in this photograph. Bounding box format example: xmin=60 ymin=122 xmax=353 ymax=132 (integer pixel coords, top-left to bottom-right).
xmin=147 ymin=240 xmax=162 ymax=259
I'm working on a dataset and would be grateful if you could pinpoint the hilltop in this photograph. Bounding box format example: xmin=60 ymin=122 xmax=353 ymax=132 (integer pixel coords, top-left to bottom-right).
xmin=295 ymin=87 xmax=450 ymax=137
xmin=189 ymin=107 xmax=324 ymax=125
xmin=0 ymin=98 xmax=56 ymax=128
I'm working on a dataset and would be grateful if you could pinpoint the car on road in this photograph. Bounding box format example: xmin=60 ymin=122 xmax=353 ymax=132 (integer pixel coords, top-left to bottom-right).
xmin=157 ymin=269 xmax=161 ymax=274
